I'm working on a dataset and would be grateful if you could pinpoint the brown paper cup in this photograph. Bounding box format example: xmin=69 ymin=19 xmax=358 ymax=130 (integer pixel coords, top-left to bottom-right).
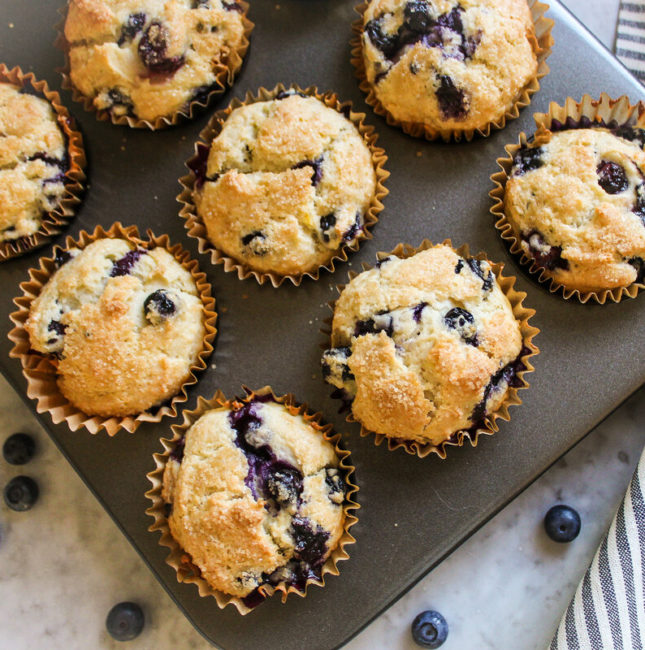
xmin=145 ymin=385 xmax=359 ymax=614
xmin=350 ymin=0 xmax=554 ymax=142
xmin=322 ymin=239 xmax=540 ymax=459
xmin=490 ymin=93 xmax=645 ymax=304
xmin=177 ymin=82 xmax=389 ymax=287
xmin=0 ymin=64 xmax=86 ymax=261
xmin=7 ymin=222 xmax=217 ymax=435
xmin=55 ymin=2 xmax=254 ymax=130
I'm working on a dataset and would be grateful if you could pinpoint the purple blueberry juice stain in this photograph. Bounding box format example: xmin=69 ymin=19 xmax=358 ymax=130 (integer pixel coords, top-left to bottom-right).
xmin=170 ymin=436 xmax=186 ymax=463
xmin=138 ymin=22 xmax=185 ymax=74
xmin=597 ymin=160 xmax=629 ymax=194
xmin=521 ymin=230 xmax=569 ymax=272
xmin=292 ymin=156 xmax=323 ymax=186
xmin=188 ymin=142 xmax=211 ymax=189
xmin=110 ymin=248 xmax=147 ymax=277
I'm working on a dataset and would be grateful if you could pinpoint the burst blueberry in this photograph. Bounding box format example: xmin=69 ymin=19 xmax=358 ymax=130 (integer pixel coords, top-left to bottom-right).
xmin=138 ymin=22 xmax=185 ymax=73
xmin=436 ymin=75 xmax=467 ymax=120
xmin=521 ymin=230 xmax=569 ymax=272
xmin=118 ymin=12 xmax=146 ymax=45
xmin=597 ymin=160 xmax=629 ymax=194
xmin=512 ymin=146 xmax=544 ymax=176
xmin=144 ymin=290 xmax=176 ymax=324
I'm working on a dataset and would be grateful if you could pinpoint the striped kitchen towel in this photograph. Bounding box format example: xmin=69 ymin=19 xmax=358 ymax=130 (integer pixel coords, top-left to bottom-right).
xmin=616 ymin=1 xmax=645 ymax=82
xmin=549 ymin=447 xmax=645 ymax=649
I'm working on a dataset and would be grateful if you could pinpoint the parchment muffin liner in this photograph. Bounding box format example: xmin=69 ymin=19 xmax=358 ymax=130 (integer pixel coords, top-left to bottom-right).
xmin=490 ymin=93 xmax=645 ymax=304
xmin=177 ymin=82 xmax=390 ymax=287
xmin=55 ymin=1 xmax=254 ymax=130
xmin=322 ymin=239 xmax=540 ymax=459
xmin=350 ymin=0 xmax=554 ymax=142
xmin=0 ymin=64 xmax=86 ymax=261
xmin=7 ymin=222 xmax=217 ymax=436
xmin=145 ymin=385 xmax=359 ymax=614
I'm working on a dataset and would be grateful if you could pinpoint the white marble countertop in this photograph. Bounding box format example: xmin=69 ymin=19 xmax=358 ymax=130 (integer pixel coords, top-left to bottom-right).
xmin=1 ymin=1 xmax=641 ymax=649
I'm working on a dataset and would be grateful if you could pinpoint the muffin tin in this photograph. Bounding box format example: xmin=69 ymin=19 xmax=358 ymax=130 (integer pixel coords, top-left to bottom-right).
xmin=1 ymin=1 xmax=644 ymax=649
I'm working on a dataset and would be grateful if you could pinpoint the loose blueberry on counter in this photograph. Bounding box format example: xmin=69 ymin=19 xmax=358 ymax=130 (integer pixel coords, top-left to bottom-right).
xmin=143 ymin=289 xmax=176 ymax=324
xmin=4 ymin=476 xmax=39 ymax=511
xmin=597 ymin=160 xmax=629 ymax=194
xmin=106 ymin=602 xmax=145 ymax=642
xmin=544 ymin=504 xmax=581 ymax=543
xmin=411 ymin=610 xmax=449 ymax=648
xmin=3 ymin=433 xmax=36 ymax=465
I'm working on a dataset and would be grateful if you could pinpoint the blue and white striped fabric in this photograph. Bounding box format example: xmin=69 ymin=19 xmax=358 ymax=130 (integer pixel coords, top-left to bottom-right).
xmin=616 ymin=1 xmax=645 ymax=82
xmin=550 ymin=449 xmax=645 ymax=649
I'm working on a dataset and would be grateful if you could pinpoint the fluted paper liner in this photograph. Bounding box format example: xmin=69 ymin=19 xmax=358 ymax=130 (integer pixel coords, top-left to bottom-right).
xmin=0 ymin=64 xmax=86 ymax=261
xmin=177 ymin=82 xmax=390 ymax=287
xmin=322 ymin=239 xmax=539 ymax=459
xmin=8 ymin=223 xmax=217 ymax=436
xmin=55 ymin=2 xmax=254 ymax=130
xmin=490 ymin=94 xmax=645 ymax=304
xmin=350 ymin=0 xmax=553 ymax=142
xmin=145 ymin=386 xmax=359 ymax=614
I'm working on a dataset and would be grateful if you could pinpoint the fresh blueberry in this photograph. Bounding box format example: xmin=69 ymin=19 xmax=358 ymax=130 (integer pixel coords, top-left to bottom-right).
xmin=411 ymin=610 xmax=448 ymax=648
xmin=320 ymin=213 xmax=336 ymax=242
xmin=597 ymin=160 xmax=629 ymax=194
xmin=444 ymin=307 xmax=477 ymax=346
xmin=118 ymin=12 xmax=146 ymax=46
xmin=3 ymin=433 xmax=36 ymax=465
xmin=436 ymin=75 xmax=467 ymax=120
xmin=521 ymin=230 xmax=569 ymax=271
xmin=110 ymin=249 xmax=146 ymax=277
xmin=544 ymin=504 xmax=581 ymax=543
xmin=512 ymin=146 xmax=544 ymax=176
xmin=138 ymin=22 xmax=185 ymax=74
xmin=106 ymin=602 xmax=145 ymax=642
xmin=144 ymin=290 xmax=176 ymax=323
xmin=4 ymin=476 xmax=39 ymax=511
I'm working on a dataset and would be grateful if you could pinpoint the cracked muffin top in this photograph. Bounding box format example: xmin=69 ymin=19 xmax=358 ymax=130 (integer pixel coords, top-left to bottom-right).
xmin=64 ymin=0 xmax=248 ymax=123
xmin=162 ymin=396 xmax=349 ymax=601
xmin=504 ymin=124 xmax=645 ymax=292
xmin=26 ymin=238 xmax=205 ymax=417
xmin=322 ymin=244 xmax=524 ymax=446
xmin=0 ymin=83 xmax=67 ymax=241
xmin=192 ymin=92 xmax=378 ymax=278
xmin=360 ymin=0 xmax=538 ymax=134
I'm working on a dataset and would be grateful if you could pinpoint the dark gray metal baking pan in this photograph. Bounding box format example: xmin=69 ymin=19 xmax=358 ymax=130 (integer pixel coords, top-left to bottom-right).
xmin=1 ymin=1 xmax=643 ymax=648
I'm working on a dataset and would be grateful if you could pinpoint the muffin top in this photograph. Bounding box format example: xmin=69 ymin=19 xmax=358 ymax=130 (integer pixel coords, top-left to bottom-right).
xmin=0 ymin=83 xmax=67 ymax=242
xmin=192 ymin=92 xmax=378 ymax=277
xmin=360 ymin=0 xmax=538 ymax=133
xmin=26 ymin=238 xmax=205 ymax=417
xmin=162 ymin=396 xmax=348 ymax=599
xmin=65 ymin=0 xmax=247 ymax=122
xmin=504 ymin=125 xmax=645 ymax=292
xmin=322 ymin=245 xmax=523 ymax=446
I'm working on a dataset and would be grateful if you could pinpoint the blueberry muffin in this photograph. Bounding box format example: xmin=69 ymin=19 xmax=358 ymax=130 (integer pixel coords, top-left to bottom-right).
xmin=0 ymin=83 xmax=68 ymax=242
xmin=191 ymin=92 xmax=378 ymax=278
xmin=359 ymin=0 xmax=539 ymax=136
xmin=161 ymin=395 xmax=350 ymax=603
xmin=322 ymin=244 xmax=524 ymax=447
xmin=504 ymin=125 xmax=645 ymax=292
xmin=64 ymin=0 xmax=249 ymax=124
xmin=25 ymin=238 xmax=206 ymax=417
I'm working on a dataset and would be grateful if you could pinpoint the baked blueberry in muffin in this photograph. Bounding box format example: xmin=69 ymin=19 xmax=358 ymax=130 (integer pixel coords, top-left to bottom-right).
xmin=504 ymin=125 xmax=645 ymax=292
xmin=0 ymin=83 xmax=68 ymax=241
xmin=64 ymin=0 xmax=249 ymax=123
xmin=322 ymin=245 xmax=524 ymax=447
xmin=25 ymin=238 xmax=206 ymax=417
xmin=161 ymin=395 xmax=349 ymax=604
xmin=360 ymin=0 xmax=539 ymax=135
xmin=191 ymin=92 xmax=378 ymax=278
